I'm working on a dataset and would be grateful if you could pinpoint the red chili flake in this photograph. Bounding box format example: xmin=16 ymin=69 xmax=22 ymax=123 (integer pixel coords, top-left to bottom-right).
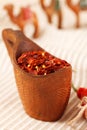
xmin=72 ymin=84 xmax=87 ymax=100
xmin=17 ymin=51 xmax=70 ymax=75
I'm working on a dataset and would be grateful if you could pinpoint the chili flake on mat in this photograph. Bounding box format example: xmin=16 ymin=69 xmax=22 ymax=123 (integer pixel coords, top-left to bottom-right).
xmin=17 ymin=51 xmax=70 ymax=75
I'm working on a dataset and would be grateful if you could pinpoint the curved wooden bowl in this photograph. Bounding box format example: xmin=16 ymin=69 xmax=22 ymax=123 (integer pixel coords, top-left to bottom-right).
xmin=2 ymin=29 xmax=72 ymax=121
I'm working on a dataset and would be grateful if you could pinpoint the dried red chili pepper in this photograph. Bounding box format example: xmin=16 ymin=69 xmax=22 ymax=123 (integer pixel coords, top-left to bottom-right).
xmin=77 ymin=88 xmax=87 ymax=100
xmin=72 ymin=84 xmax=87 ymax=100
xmin=17 ymin=51 xmax=70 ymax=75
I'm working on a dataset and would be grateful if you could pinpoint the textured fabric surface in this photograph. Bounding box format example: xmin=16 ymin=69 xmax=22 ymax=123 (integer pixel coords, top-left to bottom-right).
xmin=0 ymin=0 xmax=87 ymax=129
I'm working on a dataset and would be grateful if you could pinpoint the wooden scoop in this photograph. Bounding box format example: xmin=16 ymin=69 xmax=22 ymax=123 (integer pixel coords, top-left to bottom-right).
xmin=2 ymin=29 xmax=72 ymax=121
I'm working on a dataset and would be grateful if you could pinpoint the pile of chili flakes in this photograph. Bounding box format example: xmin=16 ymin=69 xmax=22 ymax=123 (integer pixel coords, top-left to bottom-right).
xmin=17 ymin=51 xmax=70 ymax=75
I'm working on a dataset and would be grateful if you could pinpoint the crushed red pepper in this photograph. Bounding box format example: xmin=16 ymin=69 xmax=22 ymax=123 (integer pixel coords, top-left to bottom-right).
xmin=17 ymin=51 xmax=70 ymax=75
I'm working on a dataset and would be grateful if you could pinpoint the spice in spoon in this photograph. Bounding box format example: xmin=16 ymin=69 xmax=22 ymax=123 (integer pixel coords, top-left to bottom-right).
xmin=17 ymin=50 xmax=70 ymax=75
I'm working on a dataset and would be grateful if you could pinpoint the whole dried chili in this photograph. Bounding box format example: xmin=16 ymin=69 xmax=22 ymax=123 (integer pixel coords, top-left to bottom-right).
xmin=77 ymin=88 xmax=87 ymax=100
xmin=72 ymin=84 xmax=87 ymax=100
xmin=17 ymin=51 xmax=70 ymax=75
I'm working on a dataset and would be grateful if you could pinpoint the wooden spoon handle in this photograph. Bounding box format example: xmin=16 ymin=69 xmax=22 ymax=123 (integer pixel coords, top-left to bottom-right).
xmin=2 ymin=29 xmax=43 ymax=60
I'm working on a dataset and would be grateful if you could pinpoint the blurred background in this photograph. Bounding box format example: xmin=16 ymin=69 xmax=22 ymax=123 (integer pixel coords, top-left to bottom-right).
xmin=0 ymin=0 xmax=87 ymax=38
